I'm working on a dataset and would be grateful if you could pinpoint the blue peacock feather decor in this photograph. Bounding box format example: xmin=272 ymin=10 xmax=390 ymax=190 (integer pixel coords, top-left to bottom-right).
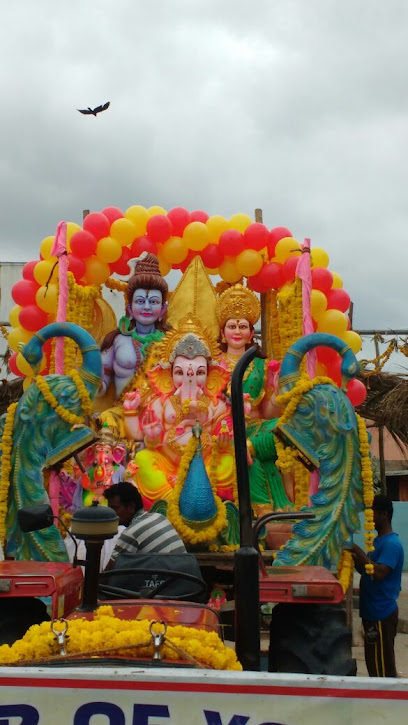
xmin=0 ymin=323 xmax=102 ymax=562
xmin=273 ymin=333 xmax=365 ymax=570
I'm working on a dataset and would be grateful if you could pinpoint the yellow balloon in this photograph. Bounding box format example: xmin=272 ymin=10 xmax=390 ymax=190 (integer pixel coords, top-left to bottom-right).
xmin=158 ymin=256 xmax=171 ymax=276
xmin=317 ymin=309 xmax=348 ymax=337
xmin=110 ymin=218 xmax=137 ymax=247
xmin=219 ymin=257 xmax=242 ymax=284
xmin=310 ymin=289 xmax=328 ymax=320
xmin=331 ymin=271 xmax=343 ymax=289
xmin=124 ymin=205 xmax=149 ymax=236
xmin=275 ymin=237 xmax=301 ymax=263
xmin=66 ymin=222 xmax=82 ymax=252
xmin=162 ymin=236 xmax=188 ymax=264
xmin=23 ymin=376 xmax=34 ymax=391
xmin=147 ymin=205 xmax=166 ymax=218
xmin=311 ymin=247 xmax=330 ymax=268
xmin=40 ymin=236 xmax=56 ymax=261
xmin=205 ymin=267 xmax=219 ymax=275
xmin=36 ymin=284 xmax=58 ymax=314
xmin=96 ymin=236 xmax=122 ymax=263
xmin=9 ymin=305 xmax=22 ymax=328
xmin=342 ymin=330 xmax=362 ymax=354
xmin=7 ymin=327 xmax=33 ymax=352
xmin=206 ymin=215 xmax=228 ymax=244
xmin=183 ymin=222 xmax=209 ymax=251
xmin=228 ymin=213 xmax=252 ymax=233
xmin=16 ymin=352 xmax=47 ymax=375
xmin=85 ymin=257 xmax=110 ymax=285
xmin=33 ymin=260 xmax=57 ymax=286
xmin=235 ymin=249 xmax=262 ymax=277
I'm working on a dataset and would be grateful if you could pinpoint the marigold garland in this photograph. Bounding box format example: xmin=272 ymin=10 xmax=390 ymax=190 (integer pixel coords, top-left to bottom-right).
xmin=356 ymin=413 xmax=375 ymax=575
xmin=0 ymin=402 xmax=18 ymax=547
xmin=0 ymin=605 xmax=242 ymax=670
xmin=337 ymin=549 xmax=354 ymax=594
xmin=167 ymin=436 xmax=227 ymax=546
xmin=34 ymin=369 xmax=92 ymax=428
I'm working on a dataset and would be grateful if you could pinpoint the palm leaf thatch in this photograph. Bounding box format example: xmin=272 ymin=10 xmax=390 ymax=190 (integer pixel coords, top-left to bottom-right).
xmin=358 ymin=372 xmax=408 ymax=450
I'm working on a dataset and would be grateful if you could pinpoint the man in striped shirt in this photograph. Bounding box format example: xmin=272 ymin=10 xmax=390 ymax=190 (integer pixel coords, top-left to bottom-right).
xmin=104 ymin=482 xmax=186 ymax=569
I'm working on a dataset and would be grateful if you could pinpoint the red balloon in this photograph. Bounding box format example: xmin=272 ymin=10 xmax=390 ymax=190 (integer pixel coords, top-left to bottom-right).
xmin=83 ymin=212 xmax=110 ymax=241
xmin=247 ymin=272 xmax=264 ymax=293
xmin=316 ymin=347 xmax=339 ymax=367
xmin=326 ymin=288 xmax=351 ymax=313
xmin=146 ymin=215 xmax=173 ymax=244
xmin=12 ymin=280 xmax=39 ymax=306
xmin=130 ymin=236 xmax=157 ymax=257
xmin=243 ymin=223 xmax=269 ymax=251
xmin=267 ymin=226 xmax=292 ymax=257
xmin=311 ymin=267 xmax=333 ymax=294
xmin=259 ymin=262 xmax=284 ymax=291
xmin=326 ymin=357 xmax=342 ymax=386
xmin=346 ymin=379 xmax=367 ymax=407
xmin=110 ymin=246 xmax=133 ymax=275
xmin=219 ymin=230 xmax=244 ymax=257
xmin=201 ymin=244 xmax=224 ymax=268
xmin=101 ymin=206 xmax=124 ymax=224
xmin=19 ymin=304 xmax=48 ymax=331
xmin=22 ymin=260 xmax=38 ymax=281
xmin=70 ymin=230 xmax=97 ymax=258
xmin=281 ymin=256 xmax=299 ymax=284
xmin=167 ymin=207 xmax=191 ymax=236
xmin=190 ymin=210 xmax=209 ymax=223
xmin=8 ymin=352 xmax=23 ymax=377
xmin=67 ymin=254 xmax=86 ymax=281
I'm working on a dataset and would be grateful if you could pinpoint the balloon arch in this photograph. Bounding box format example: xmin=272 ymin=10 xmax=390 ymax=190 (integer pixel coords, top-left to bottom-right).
xmin=7 ymin=204 xmax=365 ymax=406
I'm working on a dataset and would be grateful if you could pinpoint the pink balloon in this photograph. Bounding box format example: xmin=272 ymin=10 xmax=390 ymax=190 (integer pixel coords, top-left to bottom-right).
xmin=8 ymin=352 xmax=23 ymax=377
xmin=190 ymin=210 xmax=209 ymax=223
xmin=83 ymin=212 xmax=110 ymax=241
xmin=267 ymin=226 xmax=292 ymax=257
xmin=346 ymin=378 xmax=367 ymax=407
xmin=67 ymin=254 xmax=86 ymax=281
xmin=259 ymin=262 xmax=284 ymax=290
xmin=146 ymin=215 xmax=173 ymax=244
xmin=130 ymin=236 xmax=157 ymax=256
xmin=101 ymin=206 xmax=124 ymax=224
xmin=19 ymin=304 xmax=48 ymax=331
xmin=281 ymin=257 xmax=299 ymax=283
xmin=311 ymin=267 xmax=333 ymax=294
xmin=70 ymin=230 xmax=97 ymax=258
xmin=326 ymin=288 xmax=351 ymax=313
xmin=22 ymin=260 xmax=38 ymax=281
xmin=167 ymin=207 xmax=191 ymax=236
xmin=219 ymin=230 xmax=244 ymax=257
xmin=12 ymin=280 xmax=39 ymax=306
xmin=201 ymin=244 xmax=224 ymax=268
xmin=243 ymin=223 xmax=269 ymax=252
xmin=110 ymin=246 xmax=133 ymax=275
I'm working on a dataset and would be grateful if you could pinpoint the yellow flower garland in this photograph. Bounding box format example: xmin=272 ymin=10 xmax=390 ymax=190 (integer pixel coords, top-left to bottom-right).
xmin=337 ymin=549 xmax=354 ymax=594
xmin=356 ymin=413 xmax=375 ymax=575
xmin=34 ymin=368 xmax=93 ymax=428
xmin=0 ymin=402 xmax=18 ymax=547
xmin=0 ymin=605 xmax=242 ymax=670
xmin=167 ymin=436 xmax=227 ymax=546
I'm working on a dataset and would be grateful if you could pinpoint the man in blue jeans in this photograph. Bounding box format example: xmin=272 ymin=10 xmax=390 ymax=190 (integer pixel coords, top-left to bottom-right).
xmin=351 ymin=494 xmax=404 ymax=677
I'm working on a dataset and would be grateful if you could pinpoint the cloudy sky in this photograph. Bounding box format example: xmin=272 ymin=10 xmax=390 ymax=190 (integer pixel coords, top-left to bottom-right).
xmin=0 ymin=0 xmax=407 ymax=349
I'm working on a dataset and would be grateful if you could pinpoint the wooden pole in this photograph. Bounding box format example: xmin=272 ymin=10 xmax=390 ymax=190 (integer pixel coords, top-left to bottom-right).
xmin=374 ymin=336 xmax=387 ymax=493
xmin=83 ymin=209 xmax=90 ymax=222
xmin=255 ymin=208 xmax=267 ymax=355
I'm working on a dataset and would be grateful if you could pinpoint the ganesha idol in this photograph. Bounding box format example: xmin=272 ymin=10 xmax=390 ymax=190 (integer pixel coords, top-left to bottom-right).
xmin=122 ymin=314 xmax=235 ymax=507
xmin=79 ymin=427 xmax=127 ymax=506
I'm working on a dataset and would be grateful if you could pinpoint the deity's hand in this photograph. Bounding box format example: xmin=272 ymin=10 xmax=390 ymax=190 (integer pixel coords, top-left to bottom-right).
xmin=266 ymin=360 xmax=280 ymax=395
xmin=141 ymin=408 xmax=163 ymax=447
xmin=217 ymin=420 xmax=233 ymax=451
xmin=123 ymin=390 xmax=141 ymax=412
xmin=243 ymin=393 xmax=252 ymax=416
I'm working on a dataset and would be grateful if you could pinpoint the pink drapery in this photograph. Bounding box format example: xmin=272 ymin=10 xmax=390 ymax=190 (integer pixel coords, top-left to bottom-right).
xmin=296 ymin=238 xmax=319 ymax=499
xmin=50 ymin=221 xmax=68 ymax=375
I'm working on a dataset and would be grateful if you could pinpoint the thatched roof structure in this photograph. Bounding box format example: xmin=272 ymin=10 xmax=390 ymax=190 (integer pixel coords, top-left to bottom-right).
xmin=0 ymin=378 xmax=23 ymax=417
xmin=358 ymin=372 xmax=408 ymax=450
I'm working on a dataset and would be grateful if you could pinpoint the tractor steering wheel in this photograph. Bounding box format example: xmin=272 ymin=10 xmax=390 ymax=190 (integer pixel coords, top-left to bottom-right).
xmin=98 ymin=567 xmax=207 ymax=601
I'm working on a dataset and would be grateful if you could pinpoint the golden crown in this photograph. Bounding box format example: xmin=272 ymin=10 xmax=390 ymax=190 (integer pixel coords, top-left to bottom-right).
xmin=216 ymin=284 xmax=261 ymax=328
xmin=158 ymin=313 xmax=220 ymax=365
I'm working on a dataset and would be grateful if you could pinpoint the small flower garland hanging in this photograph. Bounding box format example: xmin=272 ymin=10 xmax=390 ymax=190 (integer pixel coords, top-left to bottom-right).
xmin=34 ymin=369 xmax=93 ymax=428
xmin=0 ymin=402 xmax=18 ymax=547
xmin=0 ymin=605 xmax=242 ymax=670
xmin=356 ymin=413 xmax=375 ymax=575
xmin=167 ymin=436 xmax=227 ymax=546
xmin=337 ymin=549 xmax=354 ymax=594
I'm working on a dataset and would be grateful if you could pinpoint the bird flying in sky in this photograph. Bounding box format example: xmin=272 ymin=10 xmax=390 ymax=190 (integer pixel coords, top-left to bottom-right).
xmin=77 ymin=102 xmax=110 ymax=116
